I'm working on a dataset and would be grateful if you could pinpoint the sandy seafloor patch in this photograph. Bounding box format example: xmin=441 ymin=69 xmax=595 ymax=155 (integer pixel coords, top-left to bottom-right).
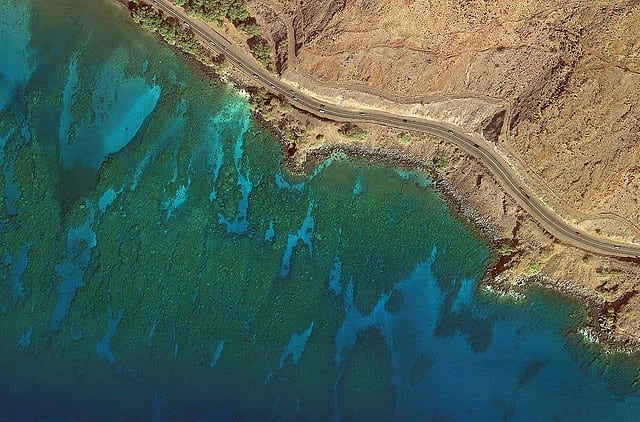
xmin=0 ymin=0 xmax=640 ymax=419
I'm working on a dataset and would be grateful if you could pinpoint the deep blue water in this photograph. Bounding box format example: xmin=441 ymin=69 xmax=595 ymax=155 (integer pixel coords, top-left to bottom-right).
xmin=1 ymin=0 xmax=640 ymax=420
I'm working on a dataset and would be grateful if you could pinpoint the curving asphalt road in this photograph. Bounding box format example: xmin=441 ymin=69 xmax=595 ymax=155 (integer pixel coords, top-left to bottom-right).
xmin=146 ymin=0 xmax=640 ymax=259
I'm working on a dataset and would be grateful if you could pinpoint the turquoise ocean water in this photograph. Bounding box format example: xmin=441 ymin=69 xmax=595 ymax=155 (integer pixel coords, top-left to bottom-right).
xmin=1 ymin=0 xmax=640 ymax=419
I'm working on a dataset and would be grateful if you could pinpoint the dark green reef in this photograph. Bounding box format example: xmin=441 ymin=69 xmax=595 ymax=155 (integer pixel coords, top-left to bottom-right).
xmin=1 ymin=0 xmax=640 ymax=420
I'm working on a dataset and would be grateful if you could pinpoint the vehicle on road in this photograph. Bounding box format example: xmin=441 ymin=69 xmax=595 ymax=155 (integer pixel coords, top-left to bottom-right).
xmin=575 ymin=231 xmax=581 ymax=236
xmin=517 ymin=186 xmax=531 ymax=199
xmin=270 ymin=84 xmax=276 ymax=89
xmin=359 ymin=112 xmax=365 ymax=116
xmin=252 ymin=73 xmax=259 ymax=79
xmin=292 ymin=96 xmax=298 ymax=101
xmin=615 ymin=245 xmax=621 ymax=250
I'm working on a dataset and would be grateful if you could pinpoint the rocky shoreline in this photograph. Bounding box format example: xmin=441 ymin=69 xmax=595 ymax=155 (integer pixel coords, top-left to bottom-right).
xmin=299 ymin=142 xmax=501 ymax=243
xmin=247 ymin=101 xmax=640 ymax=355
xmin=117 ymin=0 xmax=640 ymax=355
xmin=269 ymin=127 xmax=640 ymax=353
xmin=485 ymin=273 xmax=640 ymax=354
xmin=299 ymin=141 xmax=640 ymax=352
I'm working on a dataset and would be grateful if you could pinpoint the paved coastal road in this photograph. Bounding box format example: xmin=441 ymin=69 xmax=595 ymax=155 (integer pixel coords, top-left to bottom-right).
xmin=146 ymin=0 xmax=640 ymax=259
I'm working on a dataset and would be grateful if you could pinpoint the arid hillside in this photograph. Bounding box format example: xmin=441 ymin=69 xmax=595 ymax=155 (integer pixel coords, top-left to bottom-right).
xmin=250 ymin=0 xmax=640 ymax=242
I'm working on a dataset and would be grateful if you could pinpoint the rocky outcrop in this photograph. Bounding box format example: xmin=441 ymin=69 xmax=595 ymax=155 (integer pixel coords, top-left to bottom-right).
xmin=289 ymin=0 xmax=346 ymax=53
xmin=481 ymin=109 xmax=505 ymax=144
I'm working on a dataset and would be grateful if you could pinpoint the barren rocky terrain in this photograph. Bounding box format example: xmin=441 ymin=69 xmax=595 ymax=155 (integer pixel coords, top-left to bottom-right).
xmin=242 ymin=0 xmax=640 ymax=345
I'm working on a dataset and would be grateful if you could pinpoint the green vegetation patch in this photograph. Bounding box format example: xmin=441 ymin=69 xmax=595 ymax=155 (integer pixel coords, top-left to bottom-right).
xmin=498 ymin=243 xmax=518 ymax=256
xmin=433 ymin=151 xmax=449 ymax=171
xmin=522 ymin=261 xmax=543 ymax=276
xmin=399 ymin=132 xmax=412 ymax=144
xmin=173 ymin=0 xmax=250 ymax=23
xmin=248 ymin=88 xmax=284 ymax=120
xmin=130 ymin=3 xmax=228 ymax=73
xmin=167 ymin=0 xmax=275 ymax=71
xmin=247 ymin=36 xmax=275 ymax=71
xmin=236 ymin=17 xmax=262 ymax=37
xmin=337 ymin=123 xmax=368 ymax=141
